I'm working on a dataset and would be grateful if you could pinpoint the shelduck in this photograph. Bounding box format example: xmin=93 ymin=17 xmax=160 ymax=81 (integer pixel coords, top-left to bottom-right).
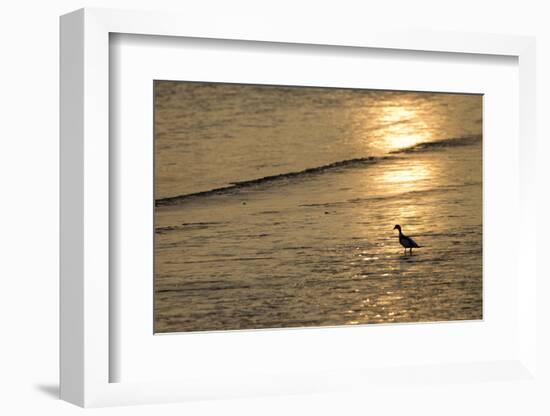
xmin=393 ymin=224 xmax=420 ymax=255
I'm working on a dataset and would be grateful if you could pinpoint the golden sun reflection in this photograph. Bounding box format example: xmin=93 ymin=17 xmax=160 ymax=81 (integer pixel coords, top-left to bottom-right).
xmin=380 ymin=162 xmax=431 ymax=189
xmin=375 ymin=105 xmax=433 ymax=152
xmin=388 ymin=135 xmax=422 ymax=150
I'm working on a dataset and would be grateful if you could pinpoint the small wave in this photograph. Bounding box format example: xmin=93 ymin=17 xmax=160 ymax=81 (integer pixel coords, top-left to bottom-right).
xmin=390 ymin=135 xmax=481 ymax=154
xmin=156 ymin=135 xmax=481 ymax=207
xmin=156 ymin=156 xmax=387 ymax=206
xmin=156 ymin=221 xmax=227 ymax=233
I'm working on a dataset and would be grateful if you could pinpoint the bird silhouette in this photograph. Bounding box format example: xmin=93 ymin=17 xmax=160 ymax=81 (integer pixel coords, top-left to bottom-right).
xmin=393 ymin=224 xmax=420 ymax=255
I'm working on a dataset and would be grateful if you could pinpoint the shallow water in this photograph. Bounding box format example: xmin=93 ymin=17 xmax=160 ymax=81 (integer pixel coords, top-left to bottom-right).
xmin=154 ymin=82 xmax=482 ymax=333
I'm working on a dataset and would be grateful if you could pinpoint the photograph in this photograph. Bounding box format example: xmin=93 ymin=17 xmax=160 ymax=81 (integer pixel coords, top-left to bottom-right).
xmin=153 ymin=81 xmax=483 ymax=333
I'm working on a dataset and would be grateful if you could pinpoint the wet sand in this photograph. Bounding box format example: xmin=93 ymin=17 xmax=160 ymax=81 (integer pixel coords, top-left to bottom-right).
xmin=154 ymin=82 xmax=482 ymax=333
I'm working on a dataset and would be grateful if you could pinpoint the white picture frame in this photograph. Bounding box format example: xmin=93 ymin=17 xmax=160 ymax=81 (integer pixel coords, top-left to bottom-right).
xmin=60 ymin=7 xmax=538 ymax=408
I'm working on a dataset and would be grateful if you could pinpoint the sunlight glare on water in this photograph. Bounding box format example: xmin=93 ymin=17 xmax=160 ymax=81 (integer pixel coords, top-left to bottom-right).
xmin=372 ymin=105 xmax=432 ymax=152
xmin=154 ymin=82 xmax=483 ymax=333
xmin=380 ymin=162 xmax=434 ymax=189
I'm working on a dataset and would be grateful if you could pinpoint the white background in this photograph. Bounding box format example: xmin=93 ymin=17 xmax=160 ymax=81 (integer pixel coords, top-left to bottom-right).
xmin=1 ymin=1 xmax=548 ymax=415
xmin=112 ymin=34 xmax=518 ymax=383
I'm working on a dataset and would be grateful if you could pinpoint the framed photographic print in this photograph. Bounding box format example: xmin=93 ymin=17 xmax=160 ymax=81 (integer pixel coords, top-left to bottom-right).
xmin=60 ymin=8 xmax=539 ymax=409
xmin=153 ymin=81 xmax=483 ymax=334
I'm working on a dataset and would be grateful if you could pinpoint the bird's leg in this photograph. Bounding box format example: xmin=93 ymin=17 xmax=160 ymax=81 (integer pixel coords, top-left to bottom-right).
xmin=410 ymin=248 xmax=413 ymax=256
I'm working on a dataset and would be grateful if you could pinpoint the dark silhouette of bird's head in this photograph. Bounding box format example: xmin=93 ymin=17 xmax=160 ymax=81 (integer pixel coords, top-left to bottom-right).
xmin=393 ymin=224 xmax=401 ymax=232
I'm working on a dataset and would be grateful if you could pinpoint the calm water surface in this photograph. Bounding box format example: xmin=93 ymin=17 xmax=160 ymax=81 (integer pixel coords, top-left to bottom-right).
xmin=154 ymin=82 xmax=482 ymax=333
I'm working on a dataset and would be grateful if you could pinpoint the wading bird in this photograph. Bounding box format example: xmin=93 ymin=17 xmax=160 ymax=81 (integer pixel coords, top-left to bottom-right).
xmin=393 ymin=224 xmax=420 ymax=255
